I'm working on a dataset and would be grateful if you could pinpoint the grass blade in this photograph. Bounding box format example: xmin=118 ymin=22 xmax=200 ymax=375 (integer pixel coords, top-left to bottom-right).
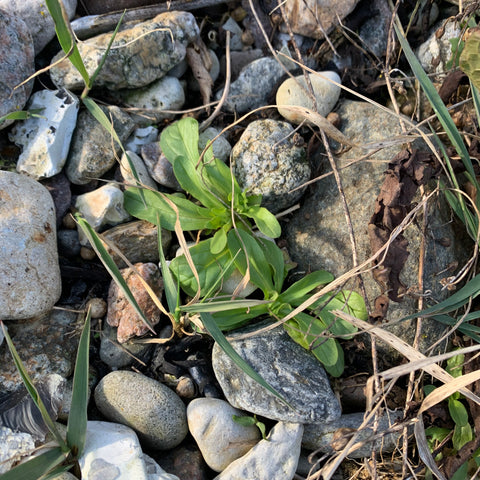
xmin=199 ymin=312 xmax=292 ymax=407
xmin=0 ymin=322 xmax=68 ymax=451
xmin=0 ymin=447 xmax=67 ymax=480
xmin=66 ymin=309 xmax=91 ymax=456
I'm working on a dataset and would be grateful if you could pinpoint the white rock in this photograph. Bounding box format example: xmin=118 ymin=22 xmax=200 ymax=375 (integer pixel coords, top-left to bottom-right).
xmin=276 ymin=71 xmax=341 ymax=124
xmin=188 ymin=398 xmax=261 ymax=472
xmin=0 ymin=0 xmax=77 ymax=54
xmin=198 ymin=127 xmax=232 ymax=162
xmin=120 ymin=151 xmax=158 ymax=190
xmin=119 ymin=76 xmax=185 ymax=122
xmin=0 ymin=171 xmax=61 ymax=319
xmin=214 ymin=422 xmax=303 ymax=480
xmin=142 ymin=453 xmax=180 ymax=480
xmin=0 ymin=426 xmax=35 ymax=474
xmin=75 ymin=184 xmax=130 ymax=245
xmin=126 ymin=126 xmax=159 ymax=154
xmin=79 ymin=421 xmax=149 ymax=480
xmin=10 ymin=89 xmax=79 ymax=180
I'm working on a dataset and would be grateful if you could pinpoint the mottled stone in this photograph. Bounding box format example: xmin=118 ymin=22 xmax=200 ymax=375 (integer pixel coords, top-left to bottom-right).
xmin=276 ymin=71 xmax=341 ymax=124
xmin=153 ymin=444 xmax=208 ymax=480
xmin=0 ymin=10 xmax=35 ymax=131
xmin=0 ymin=171 xmax=61 ymax=319
xmin=94 ymin=371 xmax=188 ymax=450
xmin=215 ymin=57 xmax=286 ymax=114
xmin=214 ymin=422 xmax=303 ymax=480
xmin=66 ymin=105 xmax=135 ymax=185
xmin=231 ymin=119 xmax=310 ymax=213
xmin=0 ymin=0 xmax=76 ymax=54
xmin=50 ymin=11 xmax=199 ymax=90
xmin=281 ymin=0 xmax=359 ymax=40
xmin=126 ymin=126 xmax=159 ymax=154
xmin=102 ymin=220 xmax=172 ymax=268
xmin=107 ymin=262 xmax=163 ymax=343
xmin=187 ymin=398 xmax=261 ymax=472
xmin=212 ymin=323 xmax=341 ymax=423
xmin=141 ymin=143 xmax=182 ymax=190
xmin=0 ymin=426 xmax=35 ymax=474
xmin=219 ymin=49 xmax=263 ymax=81
xmin=0 ymin=310 xmax=79 ymax=391
xmin=10 ymin=89 xmax=79 ymax=180
xmin=198 ymin=127 xmax=232 ymax=163
xmin=303 ymin=410 xmax=404 ymax=458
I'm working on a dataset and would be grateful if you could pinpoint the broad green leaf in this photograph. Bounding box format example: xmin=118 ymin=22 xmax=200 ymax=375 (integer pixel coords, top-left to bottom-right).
xmin=244 ymin=206 xmax=281 ymax=239
xmin=203 ymin=157 xmax=243 ymax=205
xmin=460 ymin=29 xmax=480 ymax=93
xmin=170 ymin=239 xmax=235 ymax=297
xmin=211 ymin=304 xmax=269 ymax=331
xmin=451 ymin=461 xmax=469 ymax=480
xmin=258 ymin=236 xmax=287 ymax=293
xmin=425 ymin=426 xmax=450 ymax=443
xmin=124 ymin=188 xmax=215 ymax=231
xmin=322 ymin=343 xmax=345 ymax=377
xmin=232 ymin=415 xmax=256 ymax=426
xmin=46 ymin=0 xmax=89 ymax=85
xmin=75 ymin=214 xmax=155 ymax=334
xmin=0 ymin=323 xmax=68 ymax=451
xmin=0 ymin=447 xmax=67 ymax=480
xmin=66 ymin=310 xmax=90 ymax=456
xmin=452 ymin=422 xmax=472 ymax=451
xmin=279 ymin=270 xmax=334 ymax=305
xmin=448 ymin=398 xmax=469 ymax=426
xmin=160 ymin=117 xmax=200 ymax=170
xmin=199 ymin=312 xmax=291 ymax=406
xmin=446 ymin=353 xmax=465 ymax=378
xmin=211 ymin=227 xmax=228 ymax=254
xmin=227 ymin=229 xmax=275 ymax=295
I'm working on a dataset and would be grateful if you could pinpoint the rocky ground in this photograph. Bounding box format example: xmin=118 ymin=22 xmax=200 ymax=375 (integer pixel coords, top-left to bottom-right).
xmin=0 ymin=0 xmax=478 ymax=479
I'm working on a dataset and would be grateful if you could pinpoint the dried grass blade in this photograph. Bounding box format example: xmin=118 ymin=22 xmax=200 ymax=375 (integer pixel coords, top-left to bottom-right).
xmin=414 ymin=417 xmax=447 ymax=480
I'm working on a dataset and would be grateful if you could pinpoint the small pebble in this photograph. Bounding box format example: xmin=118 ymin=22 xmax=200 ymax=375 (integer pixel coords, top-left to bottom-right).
xmin=86 ymin=298 xmax=107 ymax=319
xmin=80 ymin=247 xmax=96 ymax=260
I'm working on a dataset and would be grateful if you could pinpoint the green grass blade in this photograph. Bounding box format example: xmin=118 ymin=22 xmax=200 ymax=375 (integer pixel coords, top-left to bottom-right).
xmin=0 ymin=109 xmax=44 ymax=125
xmin=75 ymin=214 xmax=155 ymax=334
xmin=0 ymin=322 xmax=68 ymax=452
xmin=0 ymin=447 xmax=67 ymax=480
xmin=45 ymin=0 xmax=89 ymax=85
xmin=181 ymin=299 xmax=268 ymax=313
xmin=66 ymin=310 xmax=90 ymax=456
xmin=199 ymin=312 xmax=292 ymax=407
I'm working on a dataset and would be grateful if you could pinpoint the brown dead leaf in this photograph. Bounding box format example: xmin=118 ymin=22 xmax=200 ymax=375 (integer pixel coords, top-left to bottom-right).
xmin=186 ymin=39 xmax=213 ymax=112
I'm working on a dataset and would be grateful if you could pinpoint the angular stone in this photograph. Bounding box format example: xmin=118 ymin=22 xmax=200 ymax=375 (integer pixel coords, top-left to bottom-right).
xmin=212 ymin=323 xmax=341 ymax=423
xmin=50 ymin=11 xmax=199 ymax=90
xmin=214 ymin=422 xmax=303 ymax=480
xmin=187 ymin=398 xmax=261 ymax=472
xmin=231 ymin=119 xmax=310 ymax=213
xmin=141 ymin=142 xmax=182 ymax=191
xmin=94 ymin=371 xmax=188 ymax=450
xmin=0 ymin=10 xmax=34 ymax=131
xmin=106 ymin=262 xmax=163 ymax=343
xmin=10 ymin=89 xmax=79 ymax=180
xmin=0 ymin=426 xmax=35 ymax=474
xmin=126 ymin=126 xmax=159 ymax=154
xmin=0 ymin=171 xmax=61 ymax=319
xmin=66 ymin=105 xmax=135 ymax=185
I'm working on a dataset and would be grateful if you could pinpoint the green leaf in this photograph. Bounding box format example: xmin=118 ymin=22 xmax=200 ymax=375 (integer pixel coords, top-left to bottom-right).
xmin=452 ymin=422 xmax=472 ymax=451
xmin=451 ymin=461 xmax=469 ymax=480
xmin=0 ymin=447 xmax=67 ymax=480
xmin=279 ymin=271 xmax=334 ymax=305
xmin=211 ymin=304 xmax=269 ymax=331
xmin=244 ymin=206 xmax=281 ymax=239
xmin=0 ymin=109 xmax=44 ymax=125
xmin=0 ymin=323 xmax=68 ymax=451
xmin=425 ymin=426 xmax=451 ymax=443
xmin=446 ymin=353 xmax=465 ymax=378
xmin=66 ymin=310 xmax=90 ymax=456
xmin=232 ymin=415 xmax=256 ymax=427
xmin=75 ymin=214 xmax=155 ymax=335
xmin=124 ymin=187 xmax=215 ymax=231
xmin=257 ymin=236 xmax=287 ymax=293
xmin=448 ymin=398 xmax=469 ymax=427
xmin=203 ymin=157 xmax=242 ymax=206
xmin=211 ymin=228 xmax=228 ymax=255
xmin=199 ymin=312 xmax=291 ymax=406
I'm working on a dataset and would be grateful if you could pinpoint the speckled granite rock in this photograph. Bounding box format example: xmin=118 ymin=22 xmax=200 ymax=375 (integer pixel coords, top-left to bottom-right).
xmin=66 ymin=105 xmax=135 ymax=185
xmin=231 ymin=119 xmax=310 ymax=213
xmin=0 ymin=171 xmax=61 ymax=319
xmin=212 ymin=322 xmax=341 ymax=423
xmin=50 ymin=11 xmax=199 ymax=90
xmin=0 ymin=10 xmax=34 ymax=130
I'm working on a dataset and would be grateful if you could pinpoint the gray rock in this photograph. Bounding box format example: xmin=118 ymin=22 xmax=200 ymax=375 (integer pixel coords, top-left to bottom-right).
xmin=284 ymin=99 xmax=461 ymax=363
xmin=187 ymin=398 xmax=261 ymax=472
xmin=0 ymin=426 xmax=35 ymax=474
xmin=79 ymin=421 xmax=149 ymax=479
xmin=231 ymin=119 xmax=310 ymax=213
xmin=50 ymin=11 xmax=199 ymax=90
xmin=101 ymin=220 xmax=172 ymax=269
xmin=219 ymin=49 xmax=263 ymax=81
xmin=0 ymin=10 xmax=34 ymax=131
xmin=212 ymin=323 xmax=341 ymax=423
xmin=10 ymin=89 xmax=79 ymax=180
xmin=198 ymin=127 xmax=232 ymax=163
xmin=141 ymin=142 xmax=182 ymax=191
xmin=118 ymin=76 xmax=185 ymax=125
xmin=48 ymin=473 xmax=78 ymax=480
xmin=0 ymin=171 xmax=61 ymax=319
xmin=0 ymin=310 xmax=79 ymax=391
xmin=120 ymin=150 xmax=158 ymax=190
xmin=303 ymin=410 xmax=404 ymax=458
xmin=66 ymin=105 xmax=135 ymax=185
xmin=215 ymin=57 xmax=286 ymax=114
xmin=0 ymin=0 xmax=76 ymax=54
xmin=276 ymin=71 xmax=341 ymax=124
xmin=100 ymin=322 xmax=153 ymax=368
xmin=94 ymin=370 xmax=188 ymax=450
xmin=214 ymin=422 xmax=303 ymax=480
xmin=126 ymin=126 xmax=159 ymax=154
xmin=57 ymin=229 xmax=81 ymax=257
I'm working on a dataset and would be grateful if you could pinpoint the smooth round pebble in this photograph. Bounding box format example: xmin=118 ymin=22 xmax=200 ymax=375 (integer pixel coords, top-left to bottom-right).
xmin=94 ymin=370 xmax=188 ymax=450
xmin=276 ymin=71 xmax=341 ymax=124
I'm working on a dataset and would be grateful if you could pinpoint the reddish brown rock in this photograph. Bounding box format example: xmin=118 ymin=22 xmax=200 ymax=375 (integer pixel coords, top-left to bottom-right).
xmin=106 ymin=262 xmax=163 ymax=343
